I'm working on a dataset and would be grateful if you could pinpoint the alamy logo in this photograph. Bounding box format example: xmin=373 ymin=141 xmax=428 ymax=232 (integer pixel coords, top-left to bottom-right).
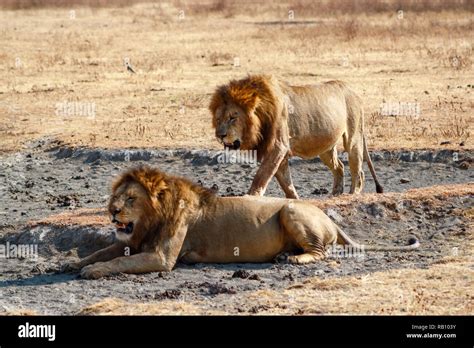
xmin=325 ymin=245 xmax=365 ymax=258
xmin=380 ymin=102 xmax=420 ymax=117
xmin=55 ymin=100 xmax=96 ymax=119
xmin=18 ymin=322 xmax=56 ymax=341
xmin=0 ymin=242 xmax=38 ymax=259
xmin=217 ymin=148 xmax=257 ymax=166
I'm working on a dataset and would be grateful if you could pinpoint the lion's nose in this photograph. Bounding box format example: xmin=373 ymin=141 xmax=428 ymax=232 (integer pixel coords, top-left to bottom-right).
xmin=216 ymin=125 xmax=227 ymax=138
xmin=111 ymin=208 xmax=121 ymax=223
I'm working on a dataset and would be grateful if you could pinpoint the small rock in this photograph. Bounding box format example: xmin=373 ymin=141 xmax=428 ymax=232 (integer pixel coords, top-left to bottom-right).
xmin=232 ymin=270 xmax=250 ymax=279
xmin=249 ymin=304 xmax=270 ymax=313
xmin=440 ymin=141 xmax=451 ymax=145
xmin=248 ymin=274 xmax=261 ymax=281
xmin=312 ymin=187 xmax=329 ymax=195
xmin=400 ymin=178 xmax=411 ymax=183
xmin=366 ymin=203 xmax=385 ymax=217
xmin=458 ymin=161 xmax=470 ymax=170
xmin=154 ymin=289 xmax=181 ymax=300
xmin=207 ymin=283 xmax=236 ymax=295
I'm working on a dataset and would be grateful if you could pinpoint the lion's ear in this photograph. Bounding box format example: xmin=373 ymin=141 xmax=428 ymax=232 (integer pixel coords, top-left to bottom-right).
xmin=137 ymin=173 xmax=168 ymax=198
xmin=150 ymin=178 xmax=168 ymax=198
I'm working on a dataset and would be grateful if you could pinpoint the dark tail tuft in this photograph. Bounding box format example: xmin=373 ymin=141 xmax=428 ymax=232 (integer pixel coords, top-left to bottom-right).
xmin=376 ymin=183 xmax=384 ymax=194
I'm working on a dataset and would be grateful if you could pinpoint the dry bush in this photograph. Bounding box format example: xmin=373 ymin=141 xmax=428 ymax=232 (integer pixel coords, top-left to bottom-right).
xmin=441 ymin=115 xmax=470 ymax=138
xmin=208 ymin=51 xmax=233 ymax=66
xmin=343 ymin=19 xmax=359 ymax=41
xmin=447 ymin=52 xmax=472 ymax=70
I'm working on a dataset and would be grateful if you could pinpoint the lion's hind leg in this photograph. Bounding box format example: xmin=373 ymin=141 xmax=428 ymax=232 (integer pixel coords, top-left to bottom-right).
xmin=279 ymin=203 xmax=329 ymax=264
xmin=319 ymin=147 xmax=344 ymax=195
xmin=347 ymin=139 xmax=365 ymax=194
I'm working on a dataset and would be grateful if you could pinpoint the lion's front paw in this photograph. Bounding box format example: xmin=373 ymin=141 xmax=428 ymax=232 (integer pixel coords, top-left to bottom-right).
xmin=80 ymin=264 xmax=110 ymax=279
xmin=60 ymin=261 xmax=82 ymax=273
xmin=274 ymin=252 xmax=291 ymax=263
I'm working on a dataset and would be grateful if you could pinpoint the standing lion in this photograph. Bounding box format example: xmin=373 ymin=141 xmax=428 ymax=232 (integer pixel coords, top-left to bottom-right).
xmin=210 ymin=75 xmax=383 ymax=198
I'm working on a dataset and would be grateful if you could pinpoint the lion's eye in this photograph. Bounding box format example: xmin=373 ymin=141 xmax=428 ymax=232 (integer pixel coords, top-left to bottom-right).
xmin=126 ymin=197 xmax=135 ymax=204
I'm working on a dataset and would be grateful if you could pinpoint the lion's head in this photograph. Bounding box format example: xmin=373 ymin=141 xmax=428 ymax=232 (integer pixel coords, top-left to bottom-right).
xmin=108 ymin=166 xmax=215 ymax=244
xmin=210 ymin=75 xmax=278 ymax=152
xmin=108 ymin=166 xmax=173 ymax=244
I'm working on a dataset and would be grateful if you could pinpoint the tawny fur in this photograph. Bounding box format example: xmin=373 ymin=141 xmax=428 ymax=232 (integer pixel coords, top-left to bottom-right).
xmin=210 ymin=75 xmax=383 ymax=198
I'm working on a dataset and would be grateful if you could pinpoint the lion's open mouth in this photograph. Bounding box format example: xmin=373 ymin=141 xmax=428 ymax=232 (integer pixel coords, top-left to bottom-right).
xmin=224 ymin=140 xmax=241 ymax=150
xmin=115 ymin=222 xmax=134 ymax=234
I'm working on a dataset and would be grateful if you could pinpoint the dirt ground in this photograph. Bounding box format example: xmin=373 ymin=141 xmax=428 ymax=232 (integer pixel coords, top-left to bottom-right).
xmin=0 ymin=1 xmax=473 ymax=315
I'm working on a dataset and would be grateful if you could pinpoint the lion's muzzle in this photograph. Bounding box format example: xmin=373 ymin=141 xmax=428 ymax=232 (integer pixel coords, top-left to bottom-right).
xmin=111 ymin=213 xmax=134 ymax=235
xmin=224 ymin=139 xmax=241 ymax=150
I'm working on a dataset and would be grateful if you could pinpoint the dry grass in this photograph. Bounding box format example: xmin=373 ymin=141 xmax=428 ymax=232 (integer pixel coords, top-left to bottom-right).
xmin=76 ymin=256 xmax=473 ymax=315
xmin=30 ymin=207 xmax=108 ymax=227
xmin=243 ymin=258 xmax=474 ymax=315
xmin=309 ymin=182 xmax=474 ymax=210
xmin=78 ymin=298 xmax=226 ymax=315
xmin=0 ymin=1 xmax=472 ymax=154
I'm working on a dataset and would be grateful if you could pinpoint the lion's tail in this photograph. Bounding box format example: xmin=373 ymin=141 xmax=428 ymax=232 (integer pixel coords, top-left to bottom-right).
xmin=362 ymin=134 xmax=383 ymax=193
xmin=336 ymin=226 xmax=420 ymax=252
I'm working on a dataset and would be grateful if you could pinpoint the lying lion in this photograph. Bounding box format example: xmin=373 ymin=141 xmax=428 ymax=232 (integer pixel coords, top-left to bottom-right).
xmin=210 ymin=74 xmax=383 ymax=198
xmin=63 ymin=166 xmax=418 ymax=279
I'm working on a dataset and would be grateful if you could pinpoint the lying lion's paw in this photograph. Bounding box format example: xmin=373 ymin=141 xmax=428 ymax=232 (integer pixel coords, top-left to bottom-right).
xmin=287 ymin=255 xmax=302 ymax=264
xmin=60 ymin=261 xmax=82 ymax=273
xmin=80 ymin=264 xmax=109 ymax=279
xmin=274 ymin=252 xmax=291 ymax=263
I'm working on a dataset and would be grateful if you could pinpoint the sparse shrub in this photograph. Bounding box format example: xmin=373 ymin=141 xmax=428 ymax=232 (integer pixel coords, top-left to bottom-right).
xmin=343 ymin=20 xmax=359 ymax=41
xmin=441 ymin=115 xmax=470 ymax=138
xmin=447 ymin=52 xmax=472 ymax=70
